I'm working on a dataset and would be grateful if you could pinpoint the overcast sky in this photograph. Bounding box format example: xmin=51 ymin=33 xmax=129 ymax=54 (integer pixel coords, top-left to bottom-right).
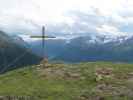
xmin=0 ymin=0 xmax=133 ymax=40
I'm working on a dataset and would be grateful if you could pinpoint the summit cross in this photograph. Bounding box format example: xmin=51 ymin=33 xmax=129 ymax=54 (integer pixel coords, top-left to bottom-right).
xmin=30 ymin=26 xmax=56 ymax=67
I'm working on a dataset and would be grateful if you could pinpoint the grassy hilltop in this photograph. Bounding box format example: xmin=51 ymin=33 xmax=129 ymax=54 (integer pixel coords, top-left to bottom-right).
xmin=0 ymin=62 xmax=133 ymax=100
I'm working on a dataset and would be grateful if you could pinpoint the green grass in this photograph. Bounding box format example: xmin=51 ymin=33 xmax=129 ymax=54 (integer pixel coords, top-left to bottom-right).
xmin=0 ymin=62 xmax=133 ymax=100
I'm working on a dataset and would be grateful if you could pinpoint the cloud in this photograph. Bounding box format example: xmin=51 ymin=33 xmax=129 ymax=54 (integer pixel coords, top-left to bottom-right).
xmin=96 ymin=24 xmax=127 ymax=37
xmin=0 ymin=0 xmax=133 ymax=39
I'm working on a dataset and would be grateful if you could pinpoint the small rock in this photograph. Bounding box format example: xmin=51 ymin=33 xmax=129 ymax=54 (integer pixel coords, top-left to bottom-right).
xmin=95 ymin=68 xmax=113 ymax=81
xmin=96 ymin=68 xmax=113 ymax=76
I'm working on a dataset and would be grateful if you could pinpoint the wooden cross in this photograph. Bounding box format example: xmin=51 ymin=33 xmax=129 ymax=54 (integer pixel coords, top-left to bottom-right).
xmin=30 ymin=26 xmax=56 ymax=67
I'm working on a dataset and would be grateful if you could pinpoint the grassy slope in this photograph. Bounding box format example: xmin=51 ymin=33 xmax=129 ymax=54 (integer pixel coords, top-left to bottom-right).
xmin=0 ymin=62 xmax=133 ymax=100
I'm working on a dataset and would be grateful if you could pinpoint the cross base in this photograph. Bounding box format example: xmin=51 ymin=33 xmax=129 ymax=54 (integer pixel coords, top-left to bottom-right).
xmin=40 ymin=58 xmax=50 ymax=68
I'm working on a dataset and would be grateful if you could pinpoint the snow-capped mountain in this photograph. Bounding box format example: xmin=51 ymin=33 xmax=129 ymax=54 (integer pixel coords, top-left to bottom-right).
xmin=28 ymin=34 xmax=133 ymax=63
xmin=75 ymin=34 xmax=131 ymax=44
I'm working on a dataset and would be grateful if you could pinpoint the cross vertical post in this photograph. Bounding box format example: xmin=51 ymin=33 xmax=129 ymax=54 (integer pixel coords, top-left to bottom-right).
xmin=42 ymin=26 xmax=45 ymax=59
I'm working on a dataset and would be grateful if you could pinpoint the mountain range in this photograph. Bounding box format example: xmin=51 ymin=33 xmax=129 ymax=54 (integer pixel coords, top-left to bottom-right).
xmin=29 ymin=34 xmax=133 ymax=63
xmin=1 ymin=29 xmax=133 ymax=73
xmin=0 ymin=31 xmax=42 ymax=73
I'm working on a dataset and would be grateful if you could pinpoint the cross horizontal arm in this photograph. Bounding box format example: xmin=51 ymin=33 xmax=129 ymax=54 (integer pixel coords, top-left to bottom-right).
xmin=30 ymin=36 xmax=56 ymax=38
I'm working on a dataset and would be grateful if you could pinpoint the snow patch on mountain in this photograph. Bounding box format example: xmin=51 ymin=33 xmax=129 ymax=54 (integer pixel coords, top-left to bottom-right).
xmin=67 ymin=33 xmax=133 ymax=45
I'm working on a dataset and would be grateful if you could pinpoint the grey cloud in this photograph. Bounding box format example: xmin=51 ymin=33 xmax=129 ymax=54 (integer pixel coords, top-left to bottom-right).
xmin=46 ymin=9 xmax=105 ymax=37
xmin=0 ymin=1 xmax=133 ymax=38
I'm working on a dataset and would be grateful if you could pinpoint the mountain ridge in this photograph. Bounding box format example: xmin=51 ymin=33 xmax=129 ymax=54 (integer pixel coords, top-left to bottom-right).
xmin=0 ymin=30 xmax=42 ymax=73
